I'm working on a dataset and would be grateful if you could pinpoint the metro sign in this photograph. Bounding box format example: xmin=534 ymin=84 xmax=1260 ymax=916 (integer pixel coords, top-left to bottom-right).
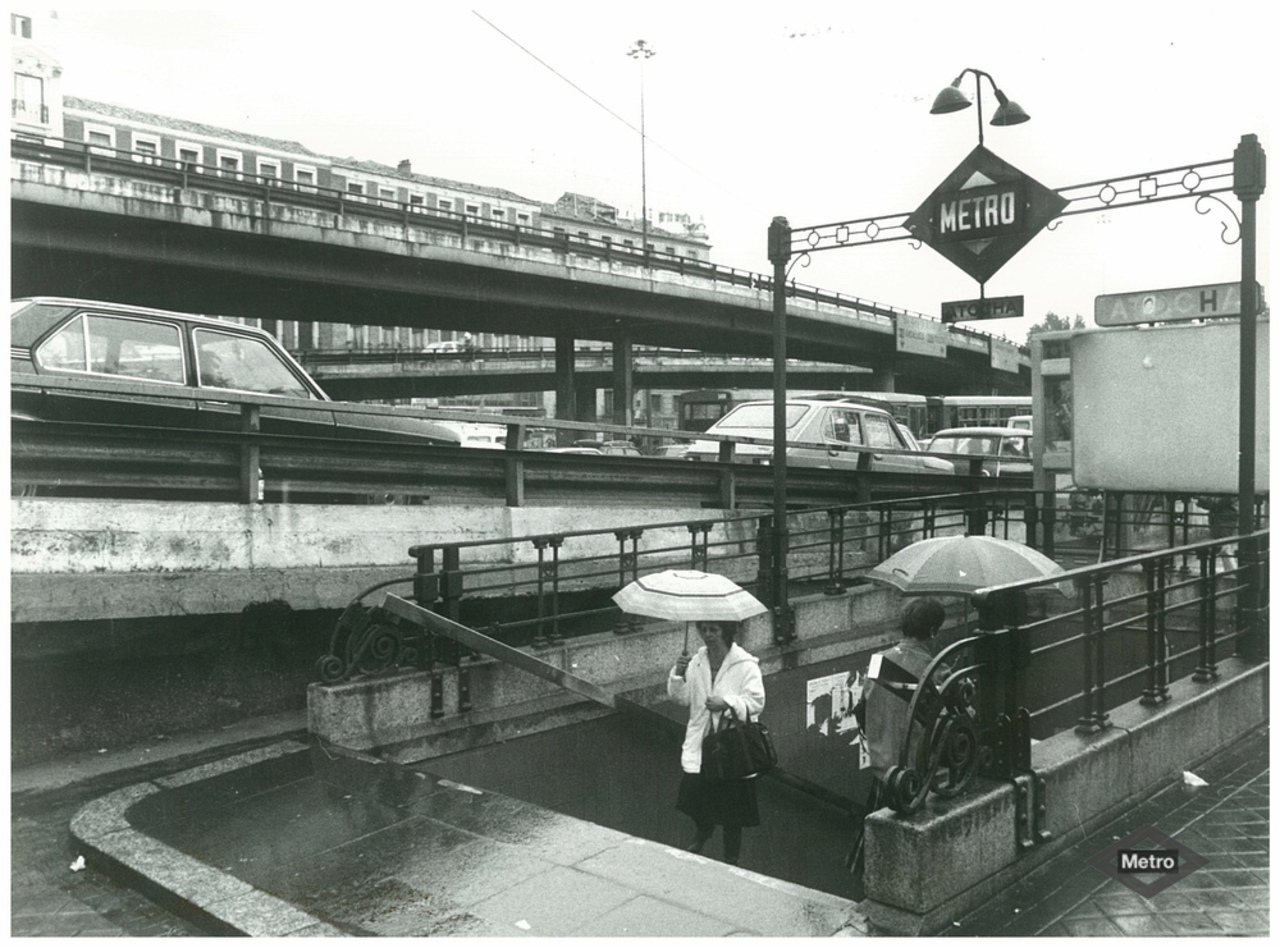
xmin=905 ymin=145 xmax=1068 ymax=284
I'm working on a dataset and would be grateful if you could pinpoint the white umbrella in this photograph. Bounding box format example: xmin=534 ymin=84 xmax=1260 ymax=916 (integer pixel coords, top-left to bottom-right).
xmin=613 ymin=569 xmax=767 ymax=652
xmin=866 ymin=534 xmax=1068 ymax=597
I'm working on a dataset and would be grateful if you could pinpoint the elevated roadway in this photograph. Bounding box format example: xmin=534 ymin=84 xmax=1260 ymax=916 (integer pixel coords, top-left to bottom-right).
xmin=298 ymin=347 xmax=877 ymax=400
xmin=10 ymin=138 xmax=1031 ymax=405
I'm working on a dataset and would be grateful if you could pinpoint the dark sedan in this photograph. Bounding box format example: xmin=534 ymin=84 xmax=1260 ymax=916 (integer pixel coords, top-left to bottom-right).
xmin=10 ymin=297 xmax=461 ymax=447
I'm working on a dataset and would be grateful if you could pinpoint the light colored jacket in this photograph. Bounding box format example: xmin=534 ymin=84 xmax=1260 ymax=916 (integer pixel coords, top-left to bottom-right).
xmin=667 ymin=643 xmax=765 ymax=775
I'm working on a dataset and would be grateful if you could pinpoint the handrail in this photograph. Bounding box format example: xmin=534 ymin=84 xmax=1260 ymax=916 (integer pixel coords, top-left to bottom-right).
xmin=11 ymin=134 xmax=1030 ymax=357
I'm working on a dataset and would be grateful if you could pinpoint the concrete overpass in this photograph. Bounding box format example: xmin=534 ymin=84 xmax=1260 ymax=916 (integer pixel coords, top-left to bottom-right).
xmin=299 ymin=348 xmax=878 ymax=401
xmin=10 ymin=140 xmax=1031 ymax=424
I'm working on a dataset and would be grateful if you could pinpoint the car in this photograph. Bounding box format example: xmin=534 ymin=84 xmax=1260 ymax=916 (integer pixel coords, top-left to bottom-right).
xmin=925 ymin=427 xmax=1032 ymax=476
xmin=652 ymin=444 xmax=693 ymax=459
xmin=685 ymin=397 xmax=955 ymax=475
xmin=544 ymin=446 xmax=604 ymax=455
xmin=422 ymin=339 xmax=463 ymax=354
xmin=10 ymin=297 xmax=462 ymax=448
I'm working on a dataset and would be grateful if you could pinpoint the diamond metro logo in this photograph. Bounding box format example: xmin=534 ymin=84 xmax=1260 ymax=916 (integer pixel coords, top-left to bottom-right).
xmin=1086 ymin=825 xmax=1209 ymax=897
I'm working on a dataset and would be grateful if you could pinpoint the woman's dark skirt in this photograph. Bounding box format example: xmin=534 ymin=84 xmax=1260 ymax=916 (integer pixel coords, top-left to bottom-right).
xmin=676 ymin=771 xmax=760 ymax=828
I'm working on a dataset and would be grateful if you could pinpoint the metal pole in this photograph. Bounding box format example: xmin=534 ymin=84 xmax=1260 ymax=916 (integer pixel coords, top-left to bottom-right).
xmin=1232 ymin=133 xmax=1265 ymax=659
xmin=768 ymin=217 xmax=791 ymax=641
xmin=628 ymin=40 xmax=655 ymax=266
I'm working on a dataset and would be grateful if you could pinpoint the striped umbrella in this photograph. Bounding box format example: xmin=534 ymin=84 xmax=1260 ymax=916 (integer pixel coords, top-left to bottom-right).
xmin=613 ymin=569 xmax=767 ymax=652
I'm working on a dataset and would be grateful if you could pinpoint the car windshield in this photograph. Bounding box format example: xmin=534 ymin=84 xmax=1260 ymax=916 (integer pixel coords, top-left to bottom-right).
xmin=713 ymin=404 xmax=808 ymax=432
xmin=929 ymin=436 xmax=1000 ymax=456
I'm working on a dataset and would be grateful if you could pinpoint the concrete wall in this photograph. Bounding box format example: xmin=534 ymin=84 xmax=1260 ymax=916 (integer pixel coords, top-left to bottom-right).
xmin=861 ymin=657 xmax=1268 ymax=935
xmin=9 ymin=499 xmax=736 ymax=622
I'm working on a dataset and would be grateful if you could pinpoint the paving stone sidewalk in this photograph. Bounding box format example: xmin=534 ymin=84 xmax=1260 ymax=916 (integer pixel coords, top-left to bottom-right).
xmin=948 ymin=725 xmax=1269 ymax=937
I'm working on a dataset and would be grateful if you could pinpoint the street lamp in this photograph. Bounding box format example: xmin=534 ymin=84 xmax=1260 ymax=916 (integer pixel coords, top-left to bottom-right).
xmin=627 ymin=39 xmax=655 ymax=264
xmin=930 ymin=68 xmax=1029 ymax=145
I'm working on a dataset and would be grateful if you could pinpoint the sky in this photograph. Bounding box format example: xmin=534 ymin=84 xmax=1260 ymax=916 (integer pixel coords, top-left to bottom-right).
xmin=31 ymin=2 xmax=1276 ymax=344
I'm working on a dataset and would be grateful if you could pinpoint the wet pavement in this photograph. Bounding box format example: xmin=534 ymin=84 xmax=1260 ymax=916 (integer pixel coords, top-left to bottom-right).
xmin=62 ymin=737 xmax=861 ymax=937
xmin=10 ymin=714 xmax=1270 ymax=937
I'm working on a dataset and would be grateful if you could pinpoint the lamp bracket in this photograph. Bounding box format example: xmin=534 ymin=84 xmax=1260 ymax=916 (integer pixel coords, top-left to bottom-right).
xmin=1194 ymin=194 xmax=1242 ymax=245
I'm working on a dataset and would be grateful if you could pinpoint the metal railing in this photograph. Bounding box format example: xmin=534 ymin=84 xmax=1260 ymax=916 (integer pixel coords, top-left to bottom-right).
xmin=879 ymin=528 xmax=1269 ymax=831
xmin=11 ymin=372 xmax=1006 ymax=505
xmin=316 ymin=488 xmax=1035 ymax=684
xmin=10 ymin=134 xmax=1029 ymax=358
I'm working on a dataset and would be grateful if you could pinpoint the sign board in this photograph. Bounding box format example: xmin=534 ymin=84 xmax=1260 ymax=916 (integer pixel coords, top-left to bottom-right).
xmin=895 ymin=312 xmax=949 ymax=358
xmin=905 ymin=145 xmax=1068 ymax=284
xmin=942 ymin=295 xmax=1025 ymax=323
xmin=1071 ymin=320 xmax=1269 ymax=493
xmin=1094 ymin=282 xmax=1264 ymax=326
xmin=990 ymin=339 xmax=1022 ymax=374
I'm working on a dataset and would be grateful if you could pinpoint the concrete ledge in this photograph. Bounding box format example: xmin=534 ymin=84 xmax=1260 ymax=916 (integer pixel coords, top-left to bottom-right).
xmin=68 ymin=741 xmax=344 ymax=937
xmin=861 ymin=657 xmax=1268 ymax=935
xmin=308 ymin=582 xmax=926 ymax=758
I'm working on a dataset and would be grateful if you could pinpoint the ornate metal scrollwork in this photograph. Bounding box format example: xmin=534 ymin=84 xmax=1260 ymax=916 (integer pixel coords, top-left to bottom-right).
xmin=881 ymin=654 xmax=989 ymax=814
xmin=786 ymin=252 xmax=812 ymax=279
xmin=790 ymin=213 xmax=915 ymax=256
xmin=1194 ymin=194 xmax=1242 ymax=245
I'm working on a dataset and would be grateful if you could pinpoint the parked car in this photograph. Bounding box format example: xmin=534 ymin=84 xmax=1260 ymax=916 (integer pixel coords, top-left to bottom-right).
xmin=685 ymin=397 xmax=955 ymax=474
xmin=545 ymin=446 xmax=604 ymax=455
xmin=652 ymin=444 xmax=692 ymax=459
xmin=10 ymin=297 xmax=462 ymax=448
xmin=925 ymin=427 xmax=1032 ymax=476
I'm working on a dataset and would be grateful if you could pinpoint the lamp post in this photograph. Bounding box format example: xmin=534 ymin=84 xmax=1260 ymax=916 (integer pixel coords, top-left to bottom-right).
xmin=627 ymin=39 xmax=655 ymax=265
xmin=929 ymin=68 xmax=1030 ymax=145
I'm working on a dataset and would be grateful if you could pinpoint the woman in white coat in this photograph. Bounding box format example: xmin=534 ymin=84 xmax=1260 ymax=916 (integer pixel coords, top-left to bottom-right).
xmin=667 ymin=619 xmax=766 ymax=865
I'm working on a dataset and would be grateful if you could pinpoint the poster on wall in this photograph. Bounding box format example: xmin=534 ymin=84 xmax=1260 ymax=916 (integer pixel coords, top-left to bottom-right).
xmin=806 ymin=670 xmax=869 ymax=769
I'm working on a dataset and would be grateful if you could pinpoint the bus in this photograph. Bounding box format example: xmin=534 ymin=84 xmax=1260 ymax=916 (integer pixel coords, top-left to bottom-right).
xmin=927 ymin=395 xmax=1032 ymax=433
xmin=675 ymin=389 xmax=773 ymax=432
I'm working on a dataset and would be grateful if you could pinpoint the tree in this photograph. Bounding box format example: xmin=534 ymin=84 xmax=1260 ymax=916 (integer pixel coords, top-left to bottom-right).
xmin=1026 ymin=312 xmax=1085 ymax=342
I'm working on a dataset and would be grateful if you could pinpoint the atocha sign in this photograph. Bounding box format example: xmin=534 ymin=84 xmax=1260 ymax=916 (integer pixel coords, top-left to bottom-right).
xmin=905 ymin=145 xmax=1068 ymax=284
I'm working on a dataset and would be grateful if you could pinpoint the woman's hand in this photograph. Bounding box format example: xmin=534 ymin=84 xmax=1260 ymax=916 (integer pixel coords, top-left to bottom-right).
xmin=673 ymin=652 xmax=691 ymax=678
xmin=705 ymin=695 xmax=729 ymax=712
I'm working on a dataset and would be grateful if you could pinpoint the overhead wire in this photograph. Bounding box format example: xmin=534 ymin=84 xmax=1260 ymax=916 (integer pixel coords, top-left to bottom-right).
xmin=471 ymin=10 xmax=745 ymax=202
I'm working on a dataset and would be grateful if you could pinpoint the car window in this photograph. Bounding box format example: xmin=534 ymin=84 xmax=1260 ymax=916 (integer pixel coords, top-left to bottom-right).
xmin=714 ymin=404 xmax=808 ymax=430
xmin=863 ymin=413 xmax=901 ymax=448
xmin=37 ymin=313 xmax=185 ymax=384
xmin=194 ymin=328 xmax=312 ymax=397
xmin=824 ymin=408 xmax=862 ymax=445
xmin=1000 ymin=436 xmax=1028 ymax=458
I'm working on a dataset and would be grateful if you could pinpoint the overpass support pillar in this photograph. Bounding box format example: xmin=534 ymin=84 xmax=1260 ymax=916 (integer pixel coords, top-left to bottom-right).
xmin=555 ymin=334 xmax=578 ymax=446
xmin=611 ymin=330 xmax=634 ymax=427
xmin=869 ymin=362 xmax=896 ymax=392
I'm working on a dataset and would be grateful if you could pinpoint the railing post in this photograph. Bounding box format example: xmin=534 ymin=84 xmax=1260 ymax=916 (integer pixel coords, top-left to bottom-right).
xmin=531 ymin=536 xmax=563 ymax=649
xmin=1140 ymin=558 xmax=1171 ymax=705
xmin=1075 ymin=575 xmax=1110 ymax=734
xmin=239 ymin=404 xmax=261 ymax=503
xmin=613 ymin=528 xmax=643 ymax=635
xmin=688 ymin=521 xmax=711 ymax=571
xmin=824 ymin=507 xmax=846 ymax=594
xmin=1193 ymin=549 xmax=1220 ymax=682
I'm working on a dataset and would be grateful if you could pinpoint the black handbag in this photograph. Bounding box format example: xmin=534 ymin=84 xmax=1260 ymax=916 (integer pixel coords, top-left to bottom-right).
xmin=701 ymin=706 xmax=778 ymax=780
